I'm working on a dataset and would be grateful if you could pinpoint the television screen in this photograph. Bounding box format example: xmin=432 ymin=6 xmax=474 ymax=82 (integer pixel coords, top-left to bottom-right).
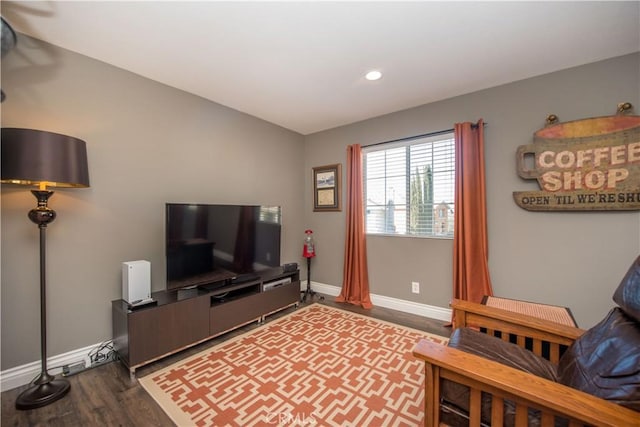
xmin=165 ymin=203 xmax=281 ymax=291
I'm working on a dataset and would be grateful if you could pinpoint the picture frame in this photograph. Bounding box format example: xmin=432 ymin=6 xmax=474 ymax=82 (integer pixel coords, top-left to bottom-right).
xmin=313 ymin=163 xmax=342 ymax=212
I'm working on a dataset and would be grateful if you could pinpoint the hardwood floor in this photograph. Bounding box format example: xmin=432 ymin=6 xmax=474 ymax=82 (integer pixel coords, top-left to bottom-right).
xmin=1 ymin=295 xmax=451 ymax=426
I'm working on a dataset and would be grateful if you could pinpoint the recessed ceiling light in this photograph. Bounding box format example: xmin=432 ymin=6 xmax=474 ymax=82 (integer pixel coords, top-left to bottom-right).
xmin=365 ymin=70 xmax=382 ymax=81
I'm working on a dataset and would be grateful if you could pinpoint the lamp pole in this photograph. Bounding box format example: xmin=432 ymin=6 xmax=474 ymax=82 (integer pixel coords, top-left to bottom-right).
xmin=16 ymin=190 xmax=71 ymax=409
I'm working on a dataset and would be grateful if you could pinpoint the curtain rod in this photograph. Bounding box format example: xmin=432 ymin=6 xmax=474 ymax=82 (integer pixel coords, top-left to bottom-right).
xmin=362 ymin=123 xmax=486 ymax=149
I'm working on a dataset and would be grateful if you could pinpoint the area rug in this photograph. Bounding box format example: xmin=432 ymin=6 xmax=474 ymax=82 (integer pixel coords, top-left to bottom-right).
xmin=139 ymin=303 xmax=448 ymax=427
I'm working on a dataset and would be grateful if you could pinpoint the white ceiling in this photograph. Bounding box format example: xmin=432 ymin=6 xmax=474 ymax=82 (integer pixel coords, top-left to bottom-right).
xmin=2 ymin=1 xmax=639 ymax=135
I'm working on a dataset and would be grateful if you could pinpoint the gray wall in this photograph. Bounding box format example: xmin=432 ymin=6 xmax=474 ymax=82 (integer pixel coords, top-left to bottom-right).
xmin=305 ymin=53 xmax=640 ymax=328
xmin=1 ymin=35 xmax=305 ymax=370
xmin=2 ymin=33 xmax=638 ymax=371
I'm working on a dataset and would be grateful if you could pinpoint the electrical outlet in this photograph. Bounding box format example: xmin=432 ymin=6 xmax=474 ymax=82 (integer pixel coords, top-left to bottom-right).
xmin=412 ymin=281 xmax=420 ymax=294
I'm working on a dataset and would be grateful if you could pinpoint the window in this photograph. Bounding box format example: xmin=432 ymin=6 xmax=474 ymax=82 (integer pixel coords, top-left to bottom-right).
xmin=259 ymin=206 xmax=281 ymax=224
xmin=364 ymin=132 xmax=455 ymax=238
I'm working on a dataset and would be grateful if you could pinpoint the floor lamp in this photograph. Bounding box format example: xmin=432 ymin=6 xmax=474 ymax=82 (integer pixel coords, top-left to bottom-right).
xmin=1 ymin=128 xmax=90 ymax=410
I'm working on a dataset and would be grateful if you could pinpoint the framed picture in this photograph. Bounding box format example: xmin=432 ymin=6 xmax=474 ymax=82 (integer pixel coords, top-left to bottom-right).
xmin=313 ymin=163 xmax=342 ymax=212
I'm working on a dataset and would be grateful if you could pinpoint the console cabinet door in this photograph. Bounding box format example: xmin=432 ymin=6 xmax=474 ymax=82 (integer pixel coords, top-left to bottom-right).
xmin=128 ymin=295 xmax=209 ymax=366
xmin=210 ymin=292 xmax=264 ymax=336
xmin=261 ymin=281 xmax=300 ymax=314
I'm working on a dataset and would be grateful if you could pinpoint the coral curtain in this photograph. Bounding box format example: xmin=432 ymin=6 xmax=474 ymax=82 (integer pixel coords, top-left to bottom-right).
xmin=336 ymin=144 xmax=373 ymax=309
xmin=453 ymin=120 xmax=493 ymax=304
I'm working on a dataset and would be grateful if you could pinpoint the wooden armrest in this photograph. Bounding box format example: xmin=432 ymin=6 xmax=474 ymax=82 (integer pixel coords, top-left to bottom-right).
xmin=413 ymin=339 xmax=639 ymax=427
xmin=451 ymin=299 xmax=585 ymax=341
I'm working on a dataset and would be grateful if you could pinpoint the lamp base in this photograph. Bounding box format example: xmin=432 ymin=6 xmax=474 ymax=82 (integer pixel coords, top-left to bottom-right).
xmin=15 ymin=378 xmax=70 ymax=410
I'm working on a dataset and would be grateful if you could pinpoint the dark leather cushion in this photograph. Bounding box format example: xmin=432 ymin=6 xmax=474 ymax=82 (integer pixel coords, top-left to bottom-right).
xmin=613 ymin=255 xmax=640 ymax=322
xmin=441 ymin=328 xmax=559 ymax=426
xmin=557 ymin=307 xmax=640 ymax=412
xmin=447 ymin=327 xmax=558 ymax=380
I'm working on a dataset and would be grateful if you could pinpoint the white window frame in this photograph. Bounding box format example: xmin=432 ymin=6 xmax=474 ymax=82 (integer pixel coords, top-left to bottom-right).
xmin=363 ymin=131 xmax=455 ymax=238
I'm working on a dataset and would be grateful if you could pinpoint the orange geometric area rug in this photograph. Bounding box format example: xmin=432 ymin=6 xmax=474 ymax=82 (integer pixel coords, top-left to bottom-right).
xmin=139 ymin=303 xmax=448 ymax=427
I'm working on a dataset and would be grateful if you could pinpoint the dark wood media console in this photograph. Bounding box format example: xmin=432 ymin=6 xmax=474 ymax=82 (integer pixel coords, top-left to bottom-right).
xmin=112 ymin=267 xmax=300 ymax=376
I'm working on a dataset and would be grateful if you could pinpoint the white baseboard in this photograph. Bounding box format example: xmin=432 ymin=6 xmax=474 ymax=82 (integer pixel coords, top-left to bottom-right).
xmin=1 ymin=343 xmax=97 ymax=392
xmin=5 ymin=283 xmax=450 ymax=392
xmin=301 ymin=281 xmax=452 ymax=322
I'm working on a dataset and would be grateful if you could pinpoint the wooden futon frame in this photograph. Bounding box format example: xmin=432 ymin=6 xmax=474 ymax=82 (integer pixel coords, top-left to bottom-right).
xmin=413 ymin=299 xmax=639 ymax=427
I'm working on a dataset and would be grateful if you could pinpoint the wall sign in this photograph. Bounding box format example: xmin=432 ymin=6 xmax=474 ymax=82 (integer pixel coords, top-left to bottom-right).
xmin=514 ymin=112 xmax=640 ymax=211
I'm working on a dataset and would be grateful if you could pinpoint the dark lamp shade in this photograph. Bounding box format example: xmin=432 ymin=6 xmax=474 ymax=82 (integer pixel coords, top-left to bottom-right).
xmin=1 ymin=128 xmax=90 ymax=188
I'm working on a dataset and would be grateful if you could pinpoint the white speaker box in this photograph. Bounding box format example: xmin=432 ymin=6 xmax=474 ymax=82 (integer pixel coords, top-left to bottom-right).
xmin=122 ymin=260 xmax=151 ymax=304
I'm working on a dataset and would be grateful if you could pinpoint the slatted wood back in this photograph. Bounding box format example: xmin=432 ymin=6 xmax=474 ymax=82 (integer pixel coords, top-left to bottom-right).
xmin=451 ymin=299 xmax=583 ymax=364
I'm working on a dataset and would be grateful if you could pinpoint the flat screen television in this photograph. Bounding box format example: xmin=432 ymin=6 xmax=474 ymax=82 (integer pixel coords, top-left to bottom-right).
xmin=165 ymin=203 xmax=281 ymax=291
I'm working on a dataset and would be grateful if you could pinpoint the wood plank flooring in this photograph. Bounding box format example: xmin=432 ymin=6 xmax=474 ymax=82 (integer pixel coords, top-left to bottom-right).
xmin=1 ymin=296 xmax=451 ymax=426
